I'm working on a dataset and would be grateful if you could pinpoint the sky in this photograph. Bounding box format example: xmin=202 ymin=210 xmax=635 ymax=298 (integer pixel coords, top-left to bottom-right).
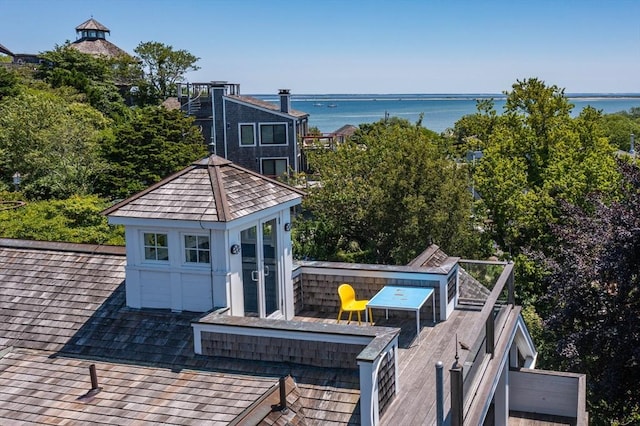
xmin=1 ymin=0 xmax=639 ymax=94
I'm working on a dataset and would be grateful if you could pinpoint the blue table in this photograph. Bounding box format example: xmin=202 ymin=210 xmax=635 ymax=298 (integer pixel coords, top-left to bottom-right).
xmin=366 ymin=286 xmax=435 ymax=344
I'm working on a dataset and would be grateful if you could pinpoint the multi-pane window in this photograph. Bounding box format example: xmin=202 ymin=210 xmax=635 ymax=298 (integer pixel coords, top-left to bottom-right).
xmin=184 ymin=235 xmax=210 ymax=264
xmin=262 ymin=158 xmax=288 ymax=177
xmin=144 ymin=233 xmax=169 ymax=261
xmin=260 ymin=123 xmax=287 ymax=145
xmin=240 ymin=124 xmax=255 ymax=146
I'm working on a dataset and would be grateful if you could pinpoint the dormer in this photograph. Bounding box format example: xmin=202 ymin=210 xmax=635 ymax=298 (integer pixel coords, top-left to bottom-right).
xmin=102 ymin=155 xmax=304 ymax=318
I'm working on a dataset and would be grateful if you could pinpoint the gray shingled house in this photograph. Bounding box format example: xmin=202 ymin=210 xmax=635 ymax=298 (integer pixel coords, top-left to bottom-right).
xmin=0 ymin=155 xmax=588 ymax=425
xmin=177 ymin=82 xmax=309 ymax=177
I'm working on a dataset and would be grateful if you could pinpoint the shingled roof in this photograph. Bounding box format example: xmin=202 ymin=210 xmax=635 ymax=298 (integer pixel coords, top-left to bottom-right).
xmin=71 ymin=39 xmax=128 ymax=57
xmin=0 ymin=239 xmax=358 ymax=424
xmin=227 ymin=94 xmax=309 ymax=119
xmin=103 ymin=155 xmax=305 ymax=222
xmin=75 ymin=18 xmax=110 ymax=32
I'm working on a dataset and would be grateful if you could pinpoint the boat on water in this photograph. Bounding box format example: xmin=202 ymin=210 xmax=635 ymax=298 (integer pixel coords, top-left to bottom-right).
xmin=313 ymin=103 xmax=323 ymax=107
xmin=327 ymin=104 xmax=337 ymax=108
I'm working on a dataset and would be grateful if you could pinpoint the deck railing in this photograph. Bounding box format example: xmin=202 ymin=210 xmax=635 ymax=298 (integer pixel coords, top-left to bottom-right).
xmin=450 ymin=261 xmax=514 ymax=425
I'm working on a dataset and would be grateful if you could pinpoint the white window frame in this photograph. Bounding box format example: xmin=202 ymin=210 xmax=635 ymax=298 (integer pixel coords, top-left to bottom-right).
xmin=261 ymin=157 xmax=289 ymax=177
xmin=238 ymin=123 xmax=256 ymax=147
xmin=142 ymin=232 xmax=169 ymax=262
xmin=182 ymin=233 xmax=211 ymax=266
xmin=259 ymin=122 xmax=288 ymax=146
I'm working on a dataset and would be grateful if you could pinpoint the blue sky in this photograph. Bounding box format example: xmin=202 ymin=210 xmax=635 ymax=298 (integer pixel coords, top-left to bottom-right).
xmin=1 ymin=0 xmax=639 ymax=94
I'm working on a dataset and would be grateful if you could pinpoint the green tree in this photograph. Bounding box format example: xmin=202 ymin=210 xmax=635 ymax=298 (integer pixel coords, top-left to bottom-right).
xmin=599 ymin=112 xmax=640 ymax=151
xmin=97 ymin=106 xmax=208 ymax=198
xmin=472 ymin=79 xmax=619 ymax=255
xmin=0 ymin=66 xmax=19 ymax=99
xmin=0 ymin=193 xmax=124 ymax=245
xmin=133 ymin=41 xmax=200 ymax=104
xmin=296 ymin=118 xmax=486 ymax=264
xmin=537 ymin=160 xmax=640 ymax=424
xmin=0 ymin=88 xmax=109 ymax=199
xmin=37 ymin=45 xmax=130 ymax=120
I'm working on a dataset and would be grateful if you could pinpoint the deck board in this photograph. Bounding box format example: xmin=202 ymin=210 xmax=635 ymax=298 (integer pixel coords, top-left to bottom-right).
xmin=296 ymin=303 xmax=486 ymax=425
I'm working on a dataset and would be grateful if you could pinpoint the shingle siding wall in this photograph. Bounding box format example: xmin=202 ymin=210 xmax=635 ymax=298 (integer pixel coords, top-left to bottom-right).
xmin=295 ymin=272 xmax=441 ymax=321
xmin=377 ymin=348 xmax=396 ymax=416
xmin=200 ymin=331 xmax=364 ymax=369
xmin=223 ymin=101 xmax=295 ymax=172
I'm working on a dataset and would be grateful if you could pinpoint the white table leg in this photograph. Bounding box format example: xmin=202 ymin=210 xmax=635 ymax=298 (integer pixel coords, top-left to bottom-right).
xmin=416 ymin=309 xmax=420 ymax=345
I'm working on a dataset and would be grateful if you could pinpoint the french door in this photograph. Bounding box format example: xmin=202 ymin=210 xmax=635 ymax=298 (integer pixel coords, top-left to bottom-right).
xmin=241 ymin=218 xmax=280 ymax=317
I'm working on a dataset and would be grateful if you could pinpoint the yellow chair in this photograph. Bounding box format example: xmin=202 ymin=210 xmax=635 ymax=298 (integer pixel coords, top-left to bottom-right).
xmin=337 ymin=283 xmax=372 ymax=325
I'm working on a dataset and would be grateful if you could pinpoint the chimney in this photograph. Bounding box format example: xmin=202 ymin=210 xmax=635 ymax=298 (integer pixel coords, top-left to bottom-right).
xmin=279 ymin=89 xmax=290 ymax=114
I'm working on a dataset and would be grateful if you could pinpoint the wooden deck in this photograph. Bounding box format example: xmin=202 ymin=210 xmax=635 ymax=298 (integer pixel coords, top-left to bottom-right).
xmin=296 ymin=302 xmax=486 ymax=425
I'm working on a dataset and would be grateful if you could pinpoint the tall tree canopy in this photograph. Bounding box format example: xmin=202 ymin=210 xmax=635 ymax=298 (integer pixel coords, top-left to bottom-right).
xmin=97 ymin=106 xmax=207 ymax=198
xmin=538 ymin=160 xmax=640 ymax=424
xmin=471 ymin=78 xmax=619 ymax=254
xmin=133 ymin=41 xmax=200 ymax=103
xmin=296 ymin=117 xmax=485 ymax=264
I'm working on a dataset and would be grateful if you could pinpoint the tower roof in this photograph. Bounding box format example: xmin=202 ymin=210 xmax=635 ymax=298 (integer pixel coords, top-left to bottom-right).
xmin=102 ymin=155 xmax=305 ymax=222
xmin=75 ymin=17 xmax=110 ymax=33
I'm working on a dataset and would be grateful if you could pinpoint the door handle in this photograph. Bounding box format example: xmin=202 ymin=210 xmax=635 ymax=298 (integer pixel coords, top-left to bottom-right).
xmin=251 ymin=270 xmax=259 ymax=281
xmin=264 ymin=265 xmax=270 ymax=277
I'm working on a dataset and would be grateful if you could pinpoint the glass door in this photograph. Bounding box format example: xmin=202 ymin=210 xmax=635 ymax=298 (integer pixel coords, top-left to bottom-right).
xmin=240 ymin=218 xmax=280 ymax=317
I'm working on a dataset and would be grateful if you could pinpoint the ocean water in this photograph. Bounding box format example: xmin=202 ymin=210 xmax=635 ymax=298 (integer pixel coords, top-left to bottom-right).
xmin=256 ymin=94 xmax=640 ymax=134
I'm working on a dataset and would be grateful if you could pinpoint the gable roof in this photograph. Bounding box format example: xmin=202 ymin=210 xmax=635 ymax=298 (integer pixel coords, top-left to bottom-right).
xmin=227 ymin=94 xmax=309 ymax=119
xmin=75 ymin=18 xmax=110 ymax=32
xmin=103 ymin=155 xmax=305 ymax=222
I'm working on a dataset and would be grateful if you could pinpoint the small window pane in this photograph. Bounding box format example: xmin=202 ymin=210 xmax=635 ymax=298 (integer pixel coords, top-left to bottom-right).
xmin=157 ymin=234 xmax=168 ymax=247
xmin=240 ymin=125 xmax=255 ymax=145
xmin=157 ymin=248 xmax=169 ymax=261
xmin=185 ymin=235 xmax=197 ymax=248
xmin=198 ymin=250 xmax=210 ymax=263
xmin=184 ymin=235 xmax=210 ymax=264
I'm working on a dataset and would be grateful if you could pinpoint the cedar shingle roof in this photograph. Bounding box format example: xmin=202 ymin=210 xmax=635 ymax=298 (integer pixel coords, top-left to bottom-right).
xmin=75 ymin=18 xmax=110 ymax=32
xmin=0 ymin=239 xmax=357 ymax=424
xmin=227 ymin=94 xmax=309 ymax=119
xmin=70 ymin=39 xmax=128 ymax=58
xmin=103 ymin=155 xmax=304 ymax=222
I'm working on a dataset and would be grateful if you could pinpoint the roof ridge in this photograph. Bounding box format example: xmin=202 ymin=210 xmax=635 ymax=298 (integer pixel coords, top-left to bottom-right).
xmin=208 ymin=162 xmax=231 ymax=222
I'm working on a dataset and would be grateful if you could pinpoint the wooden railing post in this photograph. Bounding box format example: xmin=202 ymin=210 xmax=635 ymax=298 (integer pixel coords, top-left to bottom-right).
xmin=507 ymin=260 xmax=515 ymax=305
xmin=486 ymin=314 xmax=495 ymax=359
xmin=450 ymin=359 xmax=464 ymax=426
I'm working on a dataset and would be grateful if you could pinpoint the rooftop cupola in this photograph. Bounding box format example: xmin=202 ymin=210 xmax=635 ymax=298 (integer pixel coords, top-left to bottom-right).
xmin=75 ymin=18 xmax=110 ymax=41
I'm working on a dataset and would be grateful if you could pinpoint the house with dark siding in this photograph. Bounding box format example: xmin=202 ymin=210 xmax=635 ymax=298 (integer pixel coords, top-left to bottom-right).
xmin=178 ymin=82 xmax=309 ymax=176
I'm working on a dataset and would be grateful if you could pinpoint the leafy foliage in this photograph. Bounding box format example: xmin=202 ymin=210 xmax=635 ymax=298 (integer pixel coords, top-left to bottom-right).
xmin=0 ymin=88 xmax=110 ymax=199
xmin=472 ymin=78 xmax=619 ymax=254
xmin=537 ymin=160 xmax=640 ymax=423
xmin=97 ymin=106 xmax=208 ymax=198
xmin=0 ymin=193 xmax=124 ymax=245
xmin=37 ymin=45 xmax=130 ymax=120
xmin=133 ymin=41 xmax=200 ymax=103
xmin=296 ymin=117 xmax=487 ymax=264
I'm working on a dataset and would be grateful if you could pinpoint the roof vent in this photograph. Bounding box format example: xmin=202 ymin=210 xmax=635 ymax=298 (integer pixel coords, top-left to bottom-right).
xmin=77 ymin=364 xmax=102 ymax=401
